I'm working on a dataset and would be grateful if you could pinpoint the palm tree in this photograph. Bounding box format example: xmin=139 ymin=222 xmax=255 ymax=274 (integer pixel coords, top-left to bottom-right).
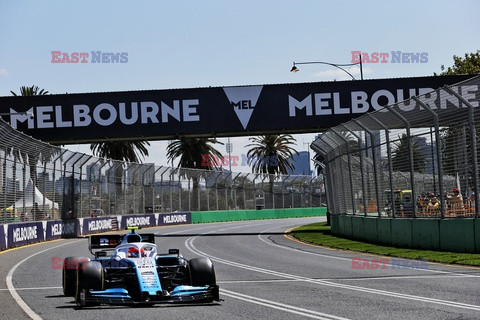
xmin=11 ymin=85 xmax=49 ymax=96
xmin=313 ymin=152 xmax=325 ymax=175
xmin=166 ymin=137 xmax=224 ymax=210
xmin=246 ymin=134 xmax=298 ymax=207
xmin=391 ymin=134 xmax=426 ymax=173
xmin=246 ymin=134 xmax=298 ymax=175
xmin=90 ymin=140 xmax=150 ymax=203
xmin=313 ymin=131 xmax=359 ymax=175
xmin=90 ymin=141 xmax=150 ymax=163
xmin=10 ymin=85 xmax=57 ymax=219
xmin=10 ymin=86 xmax=53 ymax=182
xmin=313 ymin=131 xmax=360 ymax=174
xmin=166 ymin=137 xmax=223 ymax=170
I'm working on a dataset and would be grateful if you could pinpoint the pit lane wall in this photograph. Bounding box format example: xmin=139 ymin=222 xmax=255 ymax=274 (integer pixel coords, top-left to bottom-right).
xmin=330 ymin=215 xmax=480 ymax=253
xmin=0 ymin=208 xmax=325 ymax=251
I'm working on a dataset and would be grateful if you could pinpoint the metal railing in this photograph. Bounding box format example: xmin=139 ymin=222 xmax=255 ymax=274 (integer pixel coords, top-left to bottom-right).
xmin=0 ymin=118 xmax=324 ymax=224
xmin=312 ymin=75 xmax=480 ymax=219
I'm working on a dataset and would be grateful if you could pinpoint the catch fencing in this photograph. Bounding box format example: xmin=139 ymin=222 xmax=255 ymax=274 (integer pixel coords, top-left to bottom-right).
xmin=0 ymin=119 xmax=324 ymax=224
xmin=312 ymin=75 xmax=480 ymax=219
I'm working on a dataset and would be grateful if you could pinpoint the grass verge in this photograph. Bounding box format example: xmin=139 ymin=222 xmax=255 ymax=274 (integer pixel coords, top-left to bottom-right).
xmin=290 ymin=222 xmax=480 ymax=267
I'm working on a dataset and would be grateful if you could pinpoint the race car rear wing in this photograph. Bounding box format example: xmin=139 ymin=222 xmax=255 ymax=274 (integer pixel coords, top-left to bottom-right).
xmin=89 ymin=234 xmax=123 ymax=253
xmin=89 ymin=233 xmax=156 ymax=254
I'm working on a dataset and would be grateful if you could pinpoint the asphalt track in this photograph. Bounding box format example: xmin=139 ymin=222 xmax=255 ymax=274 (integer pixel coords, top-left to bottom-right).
xmin=1 ymin=217 xmax=480 ymax=320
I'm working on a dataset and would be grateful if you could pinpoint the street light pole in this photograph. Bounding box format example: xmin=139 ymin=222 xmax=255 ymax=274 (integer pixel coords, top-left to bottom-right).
xmin=226 ymin=137 xmax=233 ymax=172
xmin=291 ymin=54 xmax=363 ymax=80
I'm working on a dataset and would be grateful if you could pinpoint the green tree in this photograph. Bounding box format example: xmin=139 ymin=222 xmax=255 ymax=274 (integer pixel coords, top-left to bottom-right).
xmin=166 ymin=137 xmax=223 ymax=210
xmin=246 ymin=134 xmax=298 ymax=175
xmin=246 ymin=134 xmax=298 ymax=208
xmin=312 ymin=131 xmax=358 ymax=175
xmin=10 ymin=85 xmax=49 ymax=96
xmin=166 ymin=137 xmax=223 ymax=170
xmin=435 ymin=50 xmax=480 ymax=75
xmin=440 ymin=127 xmax=470 ymax=177
xmin=435 ymin=50 xmax=480 ymax=179
xmin=10 ymin=86 xmax=54 ymax=180
xmin=391 ymin=134 xmax=426 ymax=173
xmin=90 ymin=140 xmax=150 ymax=204
xmin=313 ymin=152 xmax=325 ymax=175
xmin=10 ymin=85 xmax=58 ymax=219
xmin=90 ymin=141 xmax=150 ymax=163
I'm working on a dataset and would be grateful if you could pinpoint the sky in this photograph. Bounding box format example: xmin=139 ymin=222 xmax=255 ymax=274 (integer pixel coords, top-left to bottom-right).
xmin=1 ymin=0 xmax=479 ymax=173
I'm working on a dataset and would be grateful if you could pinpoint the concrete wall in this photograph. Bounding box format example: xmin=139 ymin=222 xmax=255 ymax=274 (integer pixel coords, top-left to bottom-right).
xmin=191 ymin=207 xmax=326 ymax=223
xmin=331 ymin=215 xmax=479 ymax=253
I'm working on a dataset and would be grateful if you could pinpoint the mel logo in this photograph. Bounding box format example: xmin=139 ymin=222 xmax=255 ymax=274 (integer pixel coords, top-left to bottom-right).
xmin=223 ymin=86 xmax=263 ymax=129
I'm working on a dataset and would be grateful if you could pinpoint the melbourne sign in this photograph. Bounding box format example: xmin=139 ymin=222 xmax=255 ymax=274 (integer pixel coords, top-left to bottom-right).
xmin=0 ymin=75 xmax=474 ymax=144
xmin=121 ymin=214 xmax=155 ymax=228
xmin=157 ymin=212 xmax=191 ymax=226
xmin=8 ymin=222 xmax=44 ymax=248
xmin=79 ymin=217 xmax=115 ymax=235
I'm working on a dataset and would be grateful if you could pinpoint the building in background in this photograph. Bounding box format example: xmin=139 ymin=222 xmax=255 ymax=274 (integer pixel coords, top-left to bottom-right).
xmin=286 ymin=151 xmax=311 ymax=176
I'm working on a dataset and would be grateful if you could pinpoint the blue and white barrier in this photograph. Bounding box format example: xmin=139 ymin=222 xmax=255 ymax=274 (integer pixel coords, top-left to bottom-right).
xmin=0 ymin=212 xmax=192 ymax=251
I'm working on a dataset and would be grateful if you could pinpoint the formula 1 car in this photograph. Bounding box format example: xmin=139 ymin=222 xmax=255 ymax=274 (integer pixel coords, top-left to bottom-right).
xmin=62 ymin=227 xmax=219 ymax=307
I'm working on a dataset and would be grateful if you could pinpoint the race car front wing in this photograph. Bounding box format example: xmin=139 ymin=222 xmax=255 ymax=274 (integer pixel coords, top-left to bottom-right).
xmin=78 ymin=285 xmax=220 ymax=306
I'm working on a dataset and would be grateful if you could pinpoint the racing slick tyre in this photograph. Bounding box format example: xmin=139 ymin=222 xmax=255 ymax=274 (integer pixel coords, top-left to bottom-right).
xmin=62 ymin=256 xmax=90 ymax=297
xmin=189 ymin=257 xmax=216 ymax=286
xmin=75 ymin=261 xmax=103 ymax=307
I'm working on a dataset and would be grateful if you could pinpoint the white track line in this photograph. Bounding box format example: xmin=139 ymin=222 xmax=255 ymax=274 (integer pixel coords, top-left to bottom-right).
xmin=0 ymin=271 xmax=474 ymax=291
xmin=185 ymin=224 xmax=480 ymax=313
xmin=257 ymin=224 xmax=480 ymax=277
xmin=0 ymin=286 xmax=62 ymax=291
xmin=217 ymin=273 xmax=476 ymax=284
xmin=6 ymin=240 xmax=82 ymax=320
xmin=221 ymin=288 xmax=351 ymax=320
xmin=183 ymin=224 xmax=350 ymax=320
xmin=2 ymin=221 xmax=278 ymax=320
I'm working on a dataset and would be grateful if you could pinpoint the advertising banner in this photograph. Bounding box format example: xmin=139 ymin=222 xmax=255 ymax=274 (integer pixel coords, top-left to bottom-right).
xmin=0 ymin=75 xmax=473 ymax=144
xmin=157 ymin=212 xmax=192 ymax=226
xmin=121 ymin=214 xmax=155 ymax=229
xmin=45 ymin=220 xmax=64 ymax=241
xmin=8 ymin=221 xmax=44 ymax=248
xmin=80 ymin=217 xmax=115 ymax=235
xmin=0 ymin=224 xmax=6 ymax=251
xmin=61 ymin=220 xmax=78 ymax=238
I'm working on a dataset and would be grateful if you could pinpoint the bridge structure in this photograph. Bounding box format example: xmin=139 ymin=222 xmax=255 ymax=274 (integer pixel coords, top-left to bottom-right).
xmin=0 ymin=75 xmax=470 ymax=144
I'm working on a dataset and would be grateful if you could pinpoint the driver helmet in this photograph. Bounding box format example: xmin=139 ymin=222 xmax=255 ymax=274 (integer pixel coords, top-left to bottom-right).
xmin=127 ymin=247 xmax=145 ymax=258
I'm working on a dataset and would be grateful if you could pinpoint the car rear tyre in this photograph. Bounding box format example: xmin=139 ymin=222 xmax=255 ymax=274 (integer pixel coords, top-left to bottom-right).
xmin=62 ymin=256 xmax=89 ymax=297
xmin=189 ymin=257 xmax=216 ymax=286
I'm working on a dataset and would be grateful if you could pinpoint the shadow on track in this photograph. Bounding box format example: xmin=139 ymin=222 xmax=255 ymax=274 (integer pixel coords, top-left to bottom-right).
xmin=54 ymin=303 xmax=221 ymax=310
